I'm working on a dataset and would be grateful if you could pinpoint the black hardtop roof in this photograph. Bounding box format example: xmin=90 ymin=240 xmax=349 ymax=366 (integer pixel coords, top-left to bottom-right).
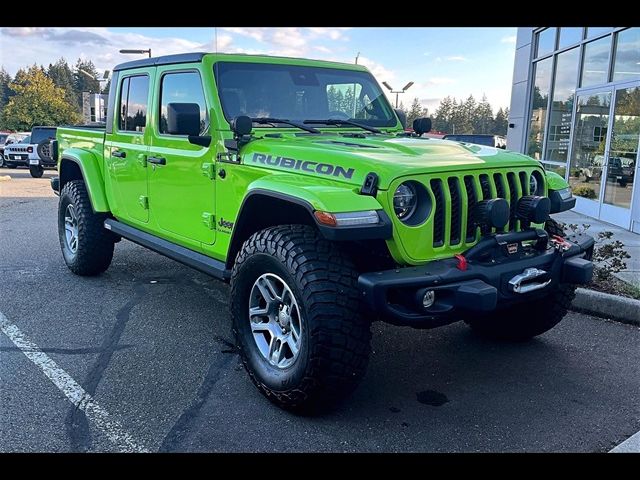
xmin=113 ymin=52 xmax=207 ymax=72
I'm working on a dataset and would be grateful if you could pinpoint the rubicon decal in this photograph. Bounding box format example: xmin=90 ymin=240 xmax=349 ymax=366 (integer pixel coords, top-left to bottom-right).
xmin=251 ymin=153 xmax=355 ymax=180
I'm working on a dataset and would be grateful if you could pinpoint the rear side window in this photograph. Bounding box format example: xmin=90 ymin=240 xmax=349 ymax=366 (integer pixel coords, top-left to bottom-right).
xmin=31 ymin=128 xmax=56 ymax=144
xmin=118 ymin=75 xmax=149 ymax=133
xmin=159 ymin=71 xmax=208 ymax=135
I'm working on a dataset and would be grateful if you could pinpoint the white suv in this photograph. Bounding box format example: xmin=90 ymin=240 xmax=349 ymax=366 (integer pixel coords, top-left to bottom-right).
xmin=2 ymin=126 xmax=57 ymax=177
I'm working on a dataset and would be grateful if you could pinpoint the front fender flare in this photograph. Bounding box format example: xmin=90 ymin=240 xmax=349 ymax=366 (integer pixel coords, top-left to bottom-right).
xmin=59 ymin=149 xmax=109 ymax=212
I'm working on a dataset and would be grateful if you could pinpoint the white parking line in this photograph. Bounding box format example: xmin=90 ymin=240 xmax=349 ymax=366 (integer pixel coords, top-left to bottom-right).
xmin=610 ymin=430 xmax=640 ymax=453
xmin=0 ymin=311 xmax=149 ymax=453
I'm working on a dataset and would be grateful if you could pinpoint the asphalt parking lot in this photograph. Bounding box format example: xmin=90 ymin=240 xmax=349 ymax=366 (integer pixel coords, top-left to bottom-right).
xmin=1 ymin=167 xmax=639 ymax=453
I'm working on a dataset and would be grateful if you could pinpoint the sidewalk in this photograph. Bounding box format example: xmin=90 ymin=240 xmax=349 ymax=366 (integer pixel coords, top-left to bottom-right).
xmin=555 ymin=210 xmax=639 ymax=286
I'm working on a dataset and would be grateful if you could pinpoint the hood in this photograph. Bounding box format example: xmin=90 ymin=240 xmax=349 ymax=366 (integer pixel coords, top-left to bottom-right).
xmin=240 ymin=133 xmax=539 ymax=190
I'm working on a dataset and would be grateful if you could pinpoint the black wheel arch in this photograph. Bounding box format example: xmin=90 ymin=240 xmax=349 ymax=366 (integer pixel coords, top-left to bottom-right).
xmin=59 ymin=157 xmax=84 ymax=191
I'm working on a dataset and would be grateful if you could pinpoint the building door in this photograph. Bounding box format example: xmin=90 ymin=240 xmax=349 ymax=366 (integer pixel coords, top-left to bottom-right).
xmin=569 ymin=83 xmax=640 ymax=229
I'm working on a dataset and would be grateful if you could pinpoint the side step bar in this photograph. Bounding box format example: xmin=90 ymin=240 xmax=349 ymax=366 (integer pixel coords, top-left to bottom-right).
xmin=104 ymin=219 xmax=230 ymax=281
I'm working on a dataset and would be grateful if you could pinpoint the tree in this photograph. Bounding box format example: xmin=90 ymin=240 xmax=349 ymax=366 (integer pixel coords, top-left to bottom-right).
xmin=73 ymin=59 xmax=100 ymax=109
xmin=0 ymin=68 xmax=13 ymax=113
xmin=2 ymin=65 xmax=81 ymax=131
xmin=433 ymin=96 xmax=454 ymax=133
xmin=474 ymin=94 xmax=494 ymax=134
xmin=47 ymin=58 xmax=78 ymax=111
xmin=493 ymin=107 xmax=508 ymax=135
xmin=406 ymin=97 xmax=428 ymax=128
xmin=101 ymin=78 xmax=111 ymax=95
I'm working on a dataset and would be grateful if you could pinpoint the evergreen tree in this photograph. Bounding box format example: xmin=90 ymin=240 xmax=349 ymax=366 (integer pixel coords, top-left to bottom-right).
xmin=433 ymin=96 xmax=454 ymax=133
xmin=0 ymin=68 xmax=13 ymax=125
xmin=47 ymin=58 xmax=78 ymax=111
xmin=101 ymin=78 xmax=111 ymax=95
xmin=493 ymin=107 xmax=509 ymax=135
xmin=474 ymin=94 xmax=494 ymax=134
xmin=406 ymin=97 xmax=428 ymax=127
xmin=73 ymin=59 xmax=100 ymax=109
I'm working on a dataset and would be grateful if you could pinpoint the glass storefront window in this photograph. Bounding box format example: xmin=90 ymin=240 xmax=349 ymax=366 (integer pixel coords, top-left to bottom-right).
xmin=612 ymin=28 xmax=640 ymax=83
xmin=569 ymin=92 xmax=612 ymax=200
xmin=526 ymin=57 xmax=553 ymax=160
xmin=535 ymin=28 xmax=557 ymax=58
xmin=581 ymin=36 xmax=612 ymax=87
xmin=603 ymin=86 xmax=640 ymax=209
xmin=586 ymin=27 xmax=612 ymax=38
xmin=542 ymin=162 xmax=567 ymax=178
xmin=544 ymin=47 xmax=580 ymax=164
xmin=558 ymin=28 xmax=583 ymax=49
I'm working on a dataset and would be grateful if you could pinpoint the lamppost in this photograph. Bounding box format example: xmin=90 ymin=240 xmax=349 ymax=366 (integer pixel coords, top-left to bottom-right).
xmin=382 ymin=81 xmax=414 ymax=108
xmin=119 ymin=49 xmax=152 ymax=58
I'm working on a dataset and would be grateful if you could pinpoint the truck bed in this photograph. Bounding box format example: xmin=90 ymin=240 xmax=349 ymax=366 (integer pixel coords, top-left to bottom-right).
xmin=57 ymin=125 xmax=106 ymax=163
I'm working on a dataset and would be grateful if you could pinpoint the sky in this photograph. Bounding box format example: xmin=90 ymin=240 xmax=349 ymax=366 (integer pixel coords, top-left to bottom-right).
xmin=0 ymin=27 xmax=517 ymax=114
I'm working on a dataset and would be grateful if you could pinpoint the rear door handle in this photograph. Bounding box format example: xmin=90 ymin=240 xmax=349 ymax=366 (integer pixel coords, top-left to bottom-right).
xmin=148 ymin=156 xmax=166 ymax=165
xmin=112 ymin=150 xmax=126 ymax=158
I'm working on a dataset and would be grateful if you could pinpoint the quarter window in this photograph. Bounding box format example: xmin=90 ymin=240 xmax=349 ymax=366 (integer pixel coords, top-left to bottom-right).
xmin=159 ymin=71 xmax=208 ymax=135
xmin=118 ymin=75 xmax=149 ymax=133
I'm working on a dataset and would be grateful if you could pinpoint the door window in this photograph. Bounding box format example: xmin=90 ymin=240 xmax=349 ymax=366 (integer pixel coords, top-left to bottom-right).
xmin=118 ymin=75 xmax=149 ymax=133
xmin=568 ymin=91 xmax=612 ymax=200
xmin=603 ymin=86 xmax=640 ymax=208
xmin=159 ymin=71 xmax=208 ymax=135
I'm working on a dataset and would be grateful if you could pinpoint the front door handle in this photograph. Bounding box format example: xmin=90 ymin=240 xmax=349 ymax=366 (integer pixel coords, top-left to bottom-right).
xmin=112 ymin=150 xmax=126 ymax=158
xmin=148 ymin=156 xmax=166 ymax=165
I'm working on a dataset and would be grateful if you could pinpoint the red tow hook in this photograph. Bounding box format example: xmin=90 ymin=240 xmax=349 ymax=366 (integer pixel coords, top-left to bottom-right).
xmin=551 ymin=235 xmax=573 ymax=251
xmin=454 ymin=254 xmax=468 ymax=271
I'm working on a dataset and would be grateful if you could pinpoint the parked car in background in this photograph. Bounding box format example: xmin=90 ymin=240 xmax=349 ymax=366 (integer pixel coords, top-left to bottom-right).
xmin=1 ymin=135 xmax=31 ymax=169
xmin=443 ymin=134 xmax=507 ymax=149
xmin=2 ymin=126 xmax=57 ymax=177
xmin=0 ymin=132 xmax=30 ymax=167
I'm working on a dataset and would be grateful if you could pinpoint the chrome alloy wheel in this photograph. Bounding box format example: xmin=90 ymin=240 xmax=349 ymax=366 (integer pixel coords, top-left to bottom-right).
xmin=248 ymin=273 xmax=303 ymax=368
xmin=64 ymin=204 xmax=79 ymax=254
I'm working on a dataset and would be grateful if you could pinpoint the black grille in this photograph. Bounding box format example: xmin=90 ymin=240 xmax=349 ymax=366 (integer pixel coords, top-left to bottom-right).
xmin=431 ymin=179 xmax=445 ymax=247
xmin=479 ymin=174 xmax=491 ymax=199
xmin=507 ymin=172 xmax=519 ymax=231
xmin=448 ymin=177 xmax=462 ymax=245
xmin=464 ymin=175 xmax=478 ymax=242
xmin=427 ymin=170 xmax=541 ymax=248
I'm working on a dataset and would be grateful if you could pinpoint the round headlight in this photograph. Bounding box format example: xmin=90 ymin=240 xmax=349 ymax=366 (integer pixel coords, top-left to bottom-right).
xmin=393 ymin=183 xmax=417 ymax=220
xmin=529 ymin=173 xmax=544 ymax=195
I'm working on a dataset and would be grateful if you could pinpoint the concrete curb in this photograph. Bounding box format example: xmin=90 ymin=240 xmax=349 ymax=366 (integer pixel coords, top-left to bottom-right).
xmin=571 ymin=288 xmax=640 ymax=326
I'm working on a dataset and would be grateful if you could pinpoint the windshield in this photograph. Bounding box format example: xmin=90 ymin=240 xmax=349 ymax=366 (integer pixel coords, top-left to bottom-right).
xmin=31 ymin=128 xmax=56 ymax=144
xmin=0 ymin=134 xmax=8 ymax=143
xmin=20 ymin=136 xmax=31 ymax=144
xmin=214 ymin=62 xmax=397 ymax=128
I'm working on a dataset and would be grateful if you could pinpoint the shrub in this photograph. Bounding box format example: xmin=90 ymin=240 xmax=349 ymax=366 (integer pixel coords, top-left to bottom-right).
xmin=566 ymin=223 xmax=630 ymax=281
xmin=572 ymin=185 xmax=597 ymax=199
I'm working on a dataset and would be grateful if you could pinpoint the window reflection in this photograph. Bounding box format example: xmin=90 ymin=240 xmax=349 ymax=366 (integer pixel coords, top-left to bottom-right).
xmin=603 ymin=87 xmax=640 ymax=208
xmin=527 ymin=57 xmax=552 ymax=159
xmin=581 ymin=36 xmax=611 ymax=87
xmin=159 ymin=72 xmax=208 ymax=135
xmin=536 ymin=28 xmax=557 ymax=58
xmin=612 ymin=28 xmax=640 ymax=83
xmin=569 ymin=92 xmax=611 ymax=200
xmin=544 ymin=47 xmax=579 ymax=164
xmin=558 ymin=27 xmax=583 ymax=48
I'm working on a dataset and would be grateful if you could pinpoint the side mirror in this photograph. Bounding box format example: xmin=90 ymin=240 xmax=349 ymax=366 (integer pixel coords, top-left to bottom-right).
xmin=412 ymin=117 xmax=432 ymax=136
xmin=231 ymin=115 xmax=253 ymax=137
xmin=394 ymin=109 xmax=407 ymax=129
xmin=167 ymin=103 xmax=201 ymax=136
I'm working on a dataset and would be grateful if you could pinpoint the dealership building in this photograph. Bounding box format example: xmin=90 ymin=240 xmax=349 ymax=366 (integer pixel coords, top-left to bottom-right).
xmin=507 ymin=27 xmax=639 ymax=233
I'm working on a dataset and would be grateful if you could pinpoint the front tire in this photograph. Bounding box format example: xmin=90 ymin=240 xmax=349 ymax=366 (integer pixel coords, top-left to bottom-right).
xmin=29 ymin=165 xmax=44 ymax=178
xmin=465 ymin=218 xmax=576 ymax=341
xmin=58 ymin=180 xmax=114 ymax=276
xmin=230 ymin=225 xmax=371 ymax=413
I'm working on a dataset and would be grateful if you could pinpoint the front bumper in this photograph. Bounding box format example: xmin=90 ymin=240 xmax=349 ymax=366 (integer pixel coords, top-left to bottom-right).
xmin=4 ymin=154 xmax=29 ymax=165
xmin=358 ymin=229 xmax=594 ymax=328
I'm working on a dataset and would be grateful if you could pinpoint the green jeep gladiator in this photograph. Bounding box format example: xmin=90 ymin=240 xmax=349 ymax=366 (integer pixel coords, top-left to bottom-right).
xmin=51 ymin=52 xmax=594 ymax=412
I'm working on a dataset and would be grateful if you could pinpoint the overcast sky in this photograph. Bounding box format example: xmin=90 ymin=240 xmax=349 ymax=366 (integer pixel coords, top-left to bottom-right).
xmin=0 ymin=27 xmax=517 ymax=113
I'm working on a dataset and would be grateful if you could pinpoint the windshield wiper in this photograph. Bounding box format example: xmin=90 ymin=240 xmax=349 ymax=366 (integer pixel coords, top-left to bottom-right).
xmin=251 ymin=117 xmax=320 ymax=134
xmin=303 ymin=119 xmax=381 ymax=134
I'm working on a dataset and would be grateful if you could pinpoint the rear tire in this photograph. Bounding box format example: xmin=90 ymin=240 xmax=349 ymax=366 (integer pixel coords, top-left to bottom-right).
xmin=465 ymin=218 xmax=576 ymax=341
xmin=29 ymin=165 xmax=44 ymax=178
xmin=230 ymin=225 xmax=371 ymax=413
xmin=58 ymin=180 xmax=114 ymax=276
